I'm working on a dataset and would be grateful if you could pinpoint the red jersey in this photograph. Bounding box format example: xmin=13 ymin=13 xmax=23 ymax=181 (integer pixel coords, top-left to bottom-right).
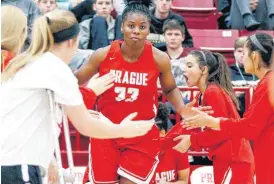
xmin=150 ymin=149 xmax=189 ymax=183
xmin=1 ymin=50 xmax=14 ymax=72
xmin=190 ymin=84 xmax=254 ymax=163
xmin=220 ymin=71 xmax=274 ymax=184
xmin=98 ymin=40 xmax=160 ymax=124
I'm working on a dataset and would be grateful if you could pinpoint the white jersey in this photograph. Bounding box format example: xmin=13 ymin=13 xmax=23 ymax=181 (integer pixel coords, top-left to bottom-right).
xmin=0 ymin=52 xmax=83 ymax=168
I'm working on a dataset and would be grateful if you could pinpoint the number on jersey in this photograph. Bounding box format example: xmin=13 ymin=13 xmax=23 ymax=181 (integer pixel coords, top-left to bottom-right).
xmin=115 ymin=87 xmax=139 ymax=102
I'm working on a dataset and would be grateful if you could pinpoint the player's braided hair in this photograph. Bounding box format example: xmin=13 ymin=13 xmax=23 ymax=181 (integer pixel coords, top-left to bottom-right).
xmin=122 ymin=0 xmax=153 ymax=23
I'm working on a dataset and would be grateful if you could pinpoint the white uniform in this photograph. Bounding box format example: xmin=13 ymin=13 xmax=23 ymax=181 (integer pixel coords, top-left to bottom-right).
xmin=0 ymin=52 xmax=83 ymax=169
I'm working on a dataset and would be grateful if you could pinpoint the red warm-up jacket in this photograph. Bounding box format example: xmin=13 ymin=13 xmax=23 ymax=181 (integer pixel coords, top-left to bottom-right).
xmin=220 ymin=71 xmax=274 ymax=184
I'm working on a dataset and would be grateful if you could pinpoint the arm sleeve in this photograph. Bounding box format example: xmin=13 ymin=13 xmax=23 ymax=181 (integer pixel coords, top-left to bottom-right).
xmin=176 ymin=152 xmax=190 ymax=170
xmin=220 ymin=80 xmax=274 ymax=140
xmin=190 ymin=87 xmax=232 ymax=150
xmin=79 ymin=86 xmax=97 ymax=109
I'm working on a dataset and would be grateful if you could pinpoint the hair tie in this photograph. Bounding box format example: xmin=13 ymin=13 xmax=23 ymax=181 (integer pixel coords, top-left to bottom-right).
xmin=52 ymin=23 xmax=80 ymax=43
xmin=199 ymin=51 xmax=208 ymax=66
xmin=250 ymin=34 xmax=268 ymax=53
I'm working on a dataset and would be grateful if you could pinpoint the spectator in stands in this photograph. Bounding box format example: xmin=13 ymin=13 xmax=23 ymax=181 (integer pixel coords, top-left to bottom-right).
xmin=69 ymin=49 xmax=94 ymax=71
xmin=163 ymin=19 xmax=191 ymax=61
xmin=163 ymin=19 xmax=190 ymax=96
xmin=230 ymin=0 xmax=274 ymax=30
xmin=148 ymin=0 xmax=193 ymax=50
xmin=70 ymin=0 xmax=84 ymax=8
xmin=162 ymin=19 xmax=191 ymax=129
xmin=113 ymin=0 xmax=125 ymax=15
xmin=1 ymin=6 xmax=27 ymax=72
xmin=230 ymin=36 xmax=258 ymax=117
xmin=70 ymin=0 xmax=95 ymax=22
xmin=37 ymin=0 xmax=57 ymax=14
xmin=78 ymin=0 xmax=116 ymax=50
xmin=1 ymin=0 xmax=40 ymax=49
xmin=151 ymin=102 xmax=190 ymax=184
xmin=217 ymin=0 xmax=231 ymax=29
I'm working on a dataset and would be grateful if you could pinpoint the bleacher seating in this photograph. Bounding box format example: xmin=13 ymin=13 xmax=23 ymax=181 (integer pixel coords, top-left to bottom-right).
xmin=239 ymin=30 xmax=274 ymax=37
xmin=188 ymin=29 xmax=240 ymax=65
xmin=171 ymin=0 xmax=221 ymax=29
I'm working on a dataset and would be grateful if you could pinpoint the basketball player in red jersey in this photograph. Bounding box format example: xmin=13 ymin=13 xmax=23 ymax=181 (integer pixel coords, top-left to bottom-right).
xmin=269 ymin=55 xmax=274 ymax=106
xmin=151 ymin=103 xmax=189 ymax=184
xmin=180 ymin=33 xmax=274 ymax=184
xmin=75 ymin=0 xmax=207 ymax=183
xmin=173 ymin=50 xmax=255 ymax=184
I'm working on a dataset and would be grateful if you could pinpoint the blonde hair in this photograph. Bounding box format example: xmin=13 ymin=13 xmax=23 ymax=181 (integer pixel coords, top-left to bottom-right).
xmin=234 ymin=36 xmax=248 ymax=50
xmin=2 ymin=9 xmax=78 ymax=82
xmin=1 ymin=6 xmax=27 ymax=54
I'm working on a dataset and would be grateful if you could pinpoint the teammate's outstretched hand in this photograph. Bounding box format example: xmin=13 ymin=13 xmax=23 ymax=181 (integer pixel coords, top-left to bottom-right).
xmin=180 ymin=99 xmax=213 ymax=119
xmin=173 ymin=135 xmax=191 ymax=153
xmin=181 ymin=112 xmax=221 ymax=130
xmin=87 ymin=73 xmax=115 ymax=96
xmin=119 ymin=112 xmax=154 ymax=138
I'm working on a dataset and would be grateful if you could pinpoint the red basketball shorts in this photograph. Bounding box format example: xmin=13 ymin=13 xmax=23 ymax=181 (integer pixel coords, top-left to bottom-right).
xmin=86 ymin=114 xmax=161 ymax=184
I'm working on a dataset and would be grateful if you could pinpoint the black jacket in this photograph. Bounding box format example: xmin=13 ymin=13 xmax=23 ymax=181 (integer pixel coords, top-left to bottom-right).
xmin=150 ymin=8 xmax=193 ymax=48
xmin=71 ymin=0 xmax=95 ymax=22
xmin=230 ymin=64 xmax=257 ymax=81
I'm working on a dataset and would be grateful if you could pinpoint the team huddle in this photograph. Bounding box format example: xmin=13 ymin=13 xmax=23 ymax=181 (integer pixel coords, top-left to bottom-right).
xmin=1 ymin=0 xmax=274 ymax=184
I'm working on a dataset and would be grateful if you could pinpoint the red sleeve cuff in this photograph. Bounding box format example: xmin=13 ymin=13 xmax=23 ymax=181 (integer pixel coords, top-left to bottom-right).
xmin=79 ymin=86 xmax=97 ymax=109
xmin=220 ymin=118 xmax=233 ymax=137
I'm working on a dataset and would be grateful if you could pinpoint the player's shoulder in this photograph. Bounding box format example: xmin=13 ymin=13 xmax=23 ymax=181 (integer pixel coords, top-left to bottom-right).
xmin=152 ymin=47 xmax=170 ymax=71
xmin=206 ymin=83 xmax=224 ymax=93
xmin=92 ymin=45 xmax=112 ymax=62
xmin=152 ymin=47 xmax=169 ymax=61
xmin=206 ymin=83 xmax=221 ymax=90
xmin=204 ymin=83 xmax=227 ymax=99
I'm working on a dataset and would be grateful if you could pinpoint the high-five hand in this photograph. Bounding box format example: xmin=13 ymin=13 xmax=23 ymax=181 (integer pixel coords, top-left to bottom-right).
xmin=182 ymin=112 xmax=221 ymax=130
xmin=86 ymin=73 xmax=115 ymax=96
xmin=119 ymin=112 xmax=154 ymax=138
xmin=173 ymin=135 xmax=191 ymax=153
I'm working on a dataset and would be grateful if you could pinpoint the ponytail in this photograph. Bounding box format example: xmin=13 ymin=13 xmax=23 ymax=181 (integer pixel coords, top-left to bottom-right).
xmin=189 ymin=50 xmax=240 ymax=110
xmin=2 ymin=16 xmax=54 ymax=81
xmin=211 ymin=52 xmax=240 ymax=110
xmin=2 ymin=10 xmax=78 ymax=82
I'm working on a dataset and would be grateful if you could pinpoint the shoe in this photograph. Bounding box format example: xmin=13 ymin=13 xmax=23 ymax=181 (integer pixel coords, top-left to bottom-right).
xmin=243 ymin=14 xmax=260 ymax=31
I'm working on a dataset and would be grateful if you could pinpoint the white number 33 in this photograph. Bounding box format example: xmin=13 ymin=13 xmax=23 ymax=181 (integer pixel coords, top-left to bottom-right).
xmin=115 ymin=87 xmax=139 ymax=102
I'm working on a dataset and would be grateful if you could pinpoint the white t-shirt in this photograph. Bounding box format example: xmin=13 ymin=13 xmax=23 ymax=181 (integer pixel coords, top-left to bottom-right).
xmin=0 ymin=52 xmax=83 ymax=168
